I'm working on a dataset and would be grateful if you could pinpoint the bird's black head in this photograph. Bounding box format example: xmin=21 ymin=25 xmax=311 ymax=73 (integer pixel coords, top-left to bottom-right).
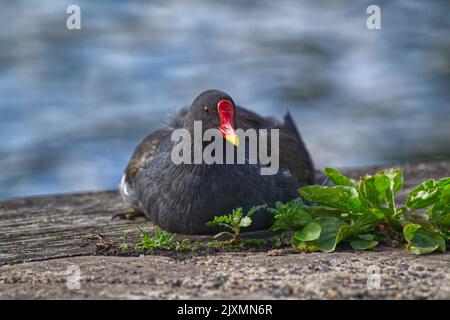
xmin=188 ymin=89 xmax=239 ymax=146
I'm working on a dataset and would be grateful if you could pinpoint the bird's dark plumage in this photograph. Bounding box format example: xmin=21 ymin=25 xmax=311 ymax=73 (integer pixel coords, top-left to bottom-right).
xmin=121 ymin=90 xmax=314 ymax=234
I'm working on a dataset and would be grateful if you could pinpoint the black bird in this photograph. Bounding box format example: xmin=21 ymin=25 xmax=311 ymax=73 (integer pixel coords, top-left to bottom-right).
xmin=120 ymin=89 xmax=314 ymax=234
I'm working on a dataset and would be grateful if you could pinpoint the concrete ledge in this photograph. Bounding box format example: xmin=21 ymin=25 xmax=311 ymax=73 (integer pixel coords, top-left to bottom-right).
xmin=0 ymin=159 xmax=449 ymax=299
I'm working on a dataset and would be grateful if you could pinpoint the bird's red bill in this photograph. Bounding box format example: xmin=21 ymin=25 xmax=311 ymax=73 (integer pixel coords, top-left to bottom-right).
xmin=217 ymin=99 xmax=239 ymax=146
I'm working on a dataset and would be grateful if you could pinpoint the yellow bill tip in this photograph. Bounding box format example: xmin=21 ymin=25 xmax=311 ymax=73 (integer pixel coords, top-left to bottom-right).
xmin=225 ymin=133 xmax=239 ymax=146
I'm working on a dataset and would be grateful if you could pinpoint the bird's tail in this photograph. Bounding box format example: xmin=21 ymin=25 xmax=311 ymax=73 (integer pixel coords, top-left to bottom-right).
xmin=283 ymin=109 xmax=302 ymax=141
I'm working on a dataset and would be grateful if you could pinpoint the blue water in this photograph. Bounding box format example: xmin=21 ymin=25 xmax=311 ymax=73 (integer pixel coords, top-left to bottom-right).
xmin=0 ymin=0 xmax=449 ymax=198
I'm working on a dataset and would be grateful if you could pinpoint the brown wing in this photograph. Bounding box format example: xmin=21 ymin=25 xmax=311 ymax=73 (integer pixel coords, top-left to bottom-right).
xmin=236 ymin=106 xmax=315 ymax=185
xmin=124 ymin=128 xmax=171 ymax=184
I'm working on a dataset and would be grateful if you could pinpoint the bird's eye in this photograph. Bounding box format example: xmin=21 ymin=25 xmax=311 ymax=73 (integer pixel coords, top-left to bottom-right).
xmin=203 ymin=106 xmax=211 ymax=116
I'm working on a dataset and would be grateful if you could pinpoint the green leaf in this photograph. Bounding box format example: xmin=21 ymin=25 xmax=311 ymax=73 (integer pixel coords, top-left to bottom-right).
xmin=358 ymin=169 xmax=403 ymax=212
xmin=436 ymin=177 xmax=450 ymax=188
xmin=213 ymin=231 xmax=234 ymax=240
xmin=246 ymin=204 xmax=267 ymax=218
xmin=299 ymin=185 xmax=362 ymax=212
xmin=294 ymin=222 xmax=321 ymax=241
xmin=359 ymin=174 xmax=390 ymax=207
xmin=351 ymin=239 xmax=378 ymax=250
xmin=357 ymin=234 xmax=375 ymax=241
xmin=428 ymin=184 xmax=450 ymax=228
xmin=269 ymin=199 xmax=312 ymax=232
xmin=135 ymin=227 xmax=175 ymax=250
xmin=308 ymin=216 xmax=346 ymax=253
xmin=406 ymin=179 xmax=442 ymax=210
xmin=349 ymin=209 xmax=385 ymax=234
xmin=383 ymin=168 xmax=403 ymax=210
xmin=403 ymin=223 xmax=446 ymax=255
xmin=232 ymin=208 xmax=244 ymax=224
xmin=324 ymin=168 xmax=357 ymax=187
xmin=291 ymin=236 xmax=300 ymax=247
xmin=239 ymin=216 xmax=252 ymax=228
xmin=291 ymin=237 xmax=306 ymax=250
xmin=383 ymin=169 xmax=403 ymax=194
xmin=206 ymin=213 xmax=234 ymax=229
xmin=429 ymin=206 xmax=450 ymax=227
xmin=303 ymin=206 xmax=343 ymax=216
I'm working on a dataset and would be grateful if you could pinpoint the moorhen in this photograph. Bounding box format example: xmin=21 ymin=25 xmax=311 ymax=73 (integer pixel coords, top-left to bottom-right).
xmin=120 ymin=89 xmax=314 ymax=234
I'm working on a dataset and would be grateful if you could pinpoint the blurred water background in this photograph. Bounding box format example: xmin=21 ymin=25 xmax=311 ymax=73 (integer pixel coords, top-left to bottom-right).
xmin=0 ymin=0 xmax=449 ymax=198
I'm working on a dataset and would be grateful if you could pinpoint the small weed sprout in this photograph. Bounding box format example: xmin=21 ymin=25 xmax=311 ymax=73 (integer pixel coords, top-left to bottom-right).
xmin=206 ymin=205 xmax=267 ymax=243
xmin=134 ymin=227 xmax=175 ymax=250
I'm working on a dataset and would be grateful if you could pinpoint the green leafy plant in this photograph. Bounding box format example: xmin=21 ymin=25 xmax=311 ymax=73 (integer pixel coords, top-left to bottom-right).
xmin=118 ymin=169 xmax=448 ymax=256
xmin=206 ymin=205 xmax=266 ymax=243
xmin=288 ymin=167 xmax=449 ymax=255
xmin=118 ymin=230 xmax=131 ymax=253
xmin=134 ymin=227 xmax=175 ymax=250
xmin=118 ymin=242 xmax=129 ymax=253
xmin=266 ymin=198 xmax=313 ymax=247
